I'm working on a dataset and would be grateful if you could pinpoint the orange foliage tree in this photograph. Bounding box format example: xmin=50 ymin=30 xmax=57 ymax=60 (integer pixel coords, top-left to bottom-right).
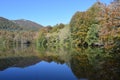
xmin=99 ymin=1 xmax=120 ymax=50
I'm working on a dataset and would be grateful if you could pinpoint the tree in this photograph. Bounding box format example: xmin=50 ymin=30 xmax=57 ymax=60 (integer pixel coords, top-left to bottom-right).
xmin=70 ymin=2 xmax=101 ymax=47
xmin=99 ymin=1 xmax=120 ymax=50
xmin=85 ymin=24 xmax=100 ymax=45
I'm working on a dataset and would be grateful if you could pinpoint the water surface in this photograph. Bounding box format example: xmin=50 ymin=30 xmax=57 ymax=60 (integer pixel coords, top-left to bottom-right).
xmin=0 ymin=45 xmax=120 ymax=80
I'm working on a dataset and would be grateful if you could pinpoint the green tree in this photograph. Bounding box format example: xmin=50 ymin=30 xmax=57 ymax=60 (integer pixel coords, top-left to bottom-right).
xmin=85 ymin=24 xmax=100 ymax=45
xmin=70 ymin=2 xmax=101 ymax=47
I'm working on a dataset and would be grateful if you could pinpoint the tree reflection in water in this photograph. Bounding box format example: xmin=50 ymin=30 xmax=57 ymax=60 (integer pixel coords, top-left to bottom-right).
xmin=0 ymin=45 xmax=120 ymax=80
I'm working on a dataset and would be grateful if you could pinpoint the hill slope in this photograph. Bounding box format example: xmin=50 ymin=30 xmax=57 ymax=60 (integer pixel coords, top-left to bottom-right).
xmin=12 ymin=19 xmax=43 ymax=31
xmin=0 ymin=17 xmax=22 ymax=31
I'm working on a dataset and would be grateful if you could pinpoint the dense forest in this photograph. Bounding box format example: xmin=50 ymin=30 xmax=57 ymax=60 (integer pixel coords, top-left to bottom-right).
xmin=0 ymin=0 xmax=120 ymax=53
xmin=37 ymin=0 xmax=120 ymax=53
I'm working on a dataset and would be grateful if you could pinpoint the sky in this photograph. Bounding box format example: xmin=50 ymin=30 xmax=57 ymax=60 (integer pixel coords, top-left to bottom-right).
xmin=0 ymin=0 xmax=111 ymax=26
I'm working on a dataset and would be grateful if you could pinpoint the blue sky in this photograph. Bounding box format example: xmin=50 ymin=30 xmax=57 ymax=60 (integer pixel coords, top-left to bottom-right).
xmin=0 ymin=0 xmax=111 ymax=26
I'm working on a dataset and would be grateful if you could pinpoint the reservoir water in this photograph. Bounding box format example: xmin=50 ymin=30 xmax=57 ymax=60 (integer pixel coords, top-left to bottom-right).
xmin=0 ymin=45 xmax=120 ymax=80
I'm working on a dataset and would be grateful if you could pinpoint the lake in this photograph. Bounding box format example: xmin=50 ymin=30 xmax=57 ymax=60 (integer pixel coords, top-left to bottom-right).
xmin=0 ymin=44 xmax=120 ymax=80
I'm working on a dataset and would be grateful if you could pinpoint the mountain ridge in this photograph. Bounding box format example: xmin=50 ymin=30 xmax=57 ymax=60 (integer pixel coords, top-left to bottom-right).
xmin=12 ymin=19 xmax=43 ymax=31
xmin=0 ymin=17 xmax=43 ymax=31
xmin=0 ymin=17 xmax=22 ymax=31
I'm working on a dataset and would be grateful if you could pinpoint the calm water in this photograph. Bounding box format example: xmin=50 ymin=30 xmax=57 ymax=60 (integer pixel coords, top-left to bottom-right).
xmin=0 ymin=45 xmax=120 ymax=80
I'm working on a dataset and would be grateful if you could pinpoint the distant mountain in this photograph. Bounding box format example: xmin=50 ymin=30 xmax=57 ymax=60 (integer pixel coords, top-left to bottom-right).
xmin=0 ymin=17 xmax=22 ymax=31
xmin=12 ymin=19 xmax=43 ymax=31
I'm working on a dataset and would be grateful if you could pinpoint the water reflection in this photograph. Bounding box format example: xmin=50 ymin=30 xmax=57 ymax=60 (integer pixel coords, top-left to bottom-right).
xmin=0 ymin=61 xmax=76 ymax=80
xmin=0 ymin=45 xmax=120 ymax=80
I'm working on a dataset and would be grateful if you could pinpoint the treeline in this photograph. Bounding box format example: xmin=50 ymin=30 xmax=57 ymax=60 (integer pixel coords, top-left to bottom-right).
xmin=37 ymin=23 xmax=71 ymax=48
xmin=37 ymin=1 xmax=120 ymax=52
xmin=0 ymin=30 xmax=37 ymax=44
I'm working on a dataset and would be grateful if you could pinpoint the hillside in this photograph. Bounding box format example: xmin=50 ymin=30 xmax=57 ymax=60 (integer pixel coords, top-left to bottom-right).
xmin=0 ymin=17 xmax=41 ymax=44
xmin=12 ymin=19 xmax=43 ymax=31
xmin=0 ymin=17 xmax=22 ymax=31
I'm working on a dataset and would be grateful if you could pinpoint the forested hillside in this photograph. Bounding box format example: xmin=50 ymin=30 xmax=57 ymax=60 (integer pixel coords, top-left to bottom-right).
xmin=12 ymin=19 xmax=43 ymax=31
xmin=0 ymin=17 xmax=42 ymax=44
xmin=0 ymin=17 xmax=22 ymax=31
xmin=37 ymin=1 xmax=120 ymax=52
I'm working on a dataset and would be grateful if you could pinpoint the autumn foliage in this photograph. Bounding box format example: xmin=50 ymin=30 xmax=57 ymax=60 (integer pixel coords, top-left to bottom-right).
xmin=99 ymin=1 xmax=120 ymax=50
